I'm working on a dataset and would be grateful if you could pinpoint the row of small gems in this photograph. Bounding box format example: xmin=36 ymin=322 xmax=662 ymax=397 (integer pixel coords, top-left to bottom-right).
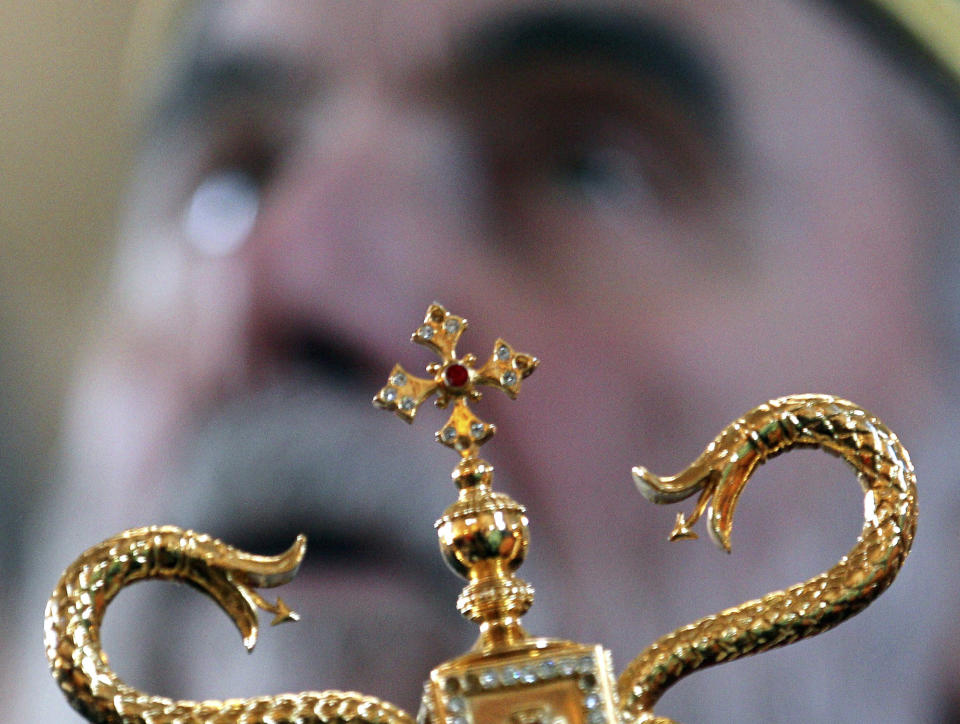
xmin=381 ymin=371 xmax=416 ymax=411
xmin=441 ymin=422 xmax=486 ymax=444
xmin=496 ymin=344 xmax=518 ymax=387
xmin=418 ymin=317 xmax=461 ymax=342
xmin=441 ymin=655 xmax=603 ymax=724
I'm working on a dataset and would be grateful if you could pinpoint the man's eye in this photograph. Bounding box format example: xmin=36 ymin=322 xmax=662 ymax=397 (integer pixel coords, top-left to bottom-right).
xmin=547 ymin=133 xmax=663 ymax=211
xmin=176 ymin=115 xmax=285 ymax=257
xmin=183 ymin=167 xmax=261 ymax=257
xmin=479 ymin=107 xmax=707 ymax=229
xmin=465 ymin=75 xmax=719 ymax=229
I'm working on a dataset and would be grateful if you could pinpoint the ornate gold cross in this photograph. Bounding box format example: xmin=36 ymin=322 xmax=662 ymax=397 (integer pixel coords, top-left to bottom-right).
xmin=373 ymin=303 xmax=539 ymax=459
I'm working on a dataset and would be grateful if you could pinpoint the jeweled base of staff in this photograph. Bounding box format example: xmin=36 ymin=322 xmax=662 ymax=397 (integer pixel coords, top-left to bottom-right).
xmin=45 ymin=304 xmax=916 ymax=724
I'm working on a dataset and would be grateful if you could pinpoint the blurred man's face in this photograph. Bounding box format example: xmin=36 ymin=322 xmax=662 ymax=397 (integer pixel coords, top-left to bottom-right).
xmin=61 ymin=0 xmax=957 ymax=719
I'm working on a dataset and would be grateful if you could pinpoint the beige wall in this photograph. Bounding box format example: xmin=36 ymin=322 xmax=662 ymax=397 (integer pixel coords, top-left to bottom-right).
xmin=0 ymin=3 xmax=141 ymax=496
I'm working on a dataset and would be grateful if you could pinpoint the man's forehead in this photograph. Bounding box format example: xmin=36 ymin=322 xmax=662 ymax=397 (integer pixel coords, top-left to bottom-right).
xmin=204 ymin=1 xmax=492 ymax=75
xmin=200 ymin=0 xmax=683 ymax=80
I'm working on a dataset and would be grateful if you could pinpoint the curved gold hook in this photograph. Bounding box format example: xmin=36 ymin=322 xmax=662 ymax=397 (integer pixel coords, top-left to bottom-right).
xmin=620 ymin=394 xmax=917 ymax=723
xmin=45 ymin=525 xmax=415 ymax=724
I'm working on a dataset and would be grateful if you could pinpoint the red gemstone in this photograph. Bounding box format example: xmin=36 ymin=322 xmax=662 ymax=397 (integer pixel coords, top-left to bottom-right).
xmin=443 ymin=363 xmax=470 ymax=389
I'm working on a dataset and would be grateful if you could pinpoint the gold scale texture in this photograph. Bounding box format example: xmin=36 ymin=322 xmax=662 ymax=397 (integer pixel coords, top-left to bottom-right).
xmin=620 ymin=395 xmax=917 ymax=723
xmin=44 ymin=390 xmax=916 ymax=724
xmin=44 ymin=526 xmax=415 ymax=724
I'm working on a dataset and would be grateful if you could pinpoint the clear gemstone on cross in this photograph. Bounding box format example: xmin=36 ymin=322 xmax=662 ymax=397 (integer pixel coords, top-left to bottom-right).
xmin=474 ymin=338 xmax=537 ymax=399
xmin=374 ymin=304 xmax=539 ymax=459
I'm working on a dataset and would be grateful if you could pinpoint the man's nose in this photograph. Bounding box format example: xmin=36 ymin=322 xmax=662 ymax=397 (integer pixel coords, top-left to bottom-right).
xmin=241 ymin=82 xmax=483 ymax=373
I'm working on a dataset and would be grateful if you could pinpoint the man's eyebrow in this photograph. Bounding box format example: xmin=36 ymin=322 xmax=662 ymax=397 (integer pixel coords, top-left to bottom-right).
xmin=451 ymin=7 xmax=729 ymax=138
xmin=154 ymin=52 xmax=310 ymax=129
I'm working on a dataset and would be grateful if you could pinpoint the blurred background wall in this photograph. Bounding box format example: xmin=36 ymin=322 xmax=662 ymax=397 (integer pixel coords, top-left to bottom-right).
xmin=0 ymin=3 xmax=140 ymax=578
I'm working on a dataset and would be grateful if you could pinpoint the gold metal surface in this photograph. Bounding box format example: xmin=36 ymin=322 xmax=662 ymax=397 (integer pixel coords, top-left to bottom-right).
xmin=374 ymin=303 xmax=538 ymax=459
xmin=44 ymin=308 xmax=917 ymax=724
xmin=424 ymin=642 xmax=618 ymax=724
xmin=45 ymin=525 xmax=414 ymax=724
xmin=375 ymin=305 xmax=544 ymax=654
xmin=372 ymin=306 xmax=621 ymax=724
xmin=622 ymin=394 xmax=917 ymax=723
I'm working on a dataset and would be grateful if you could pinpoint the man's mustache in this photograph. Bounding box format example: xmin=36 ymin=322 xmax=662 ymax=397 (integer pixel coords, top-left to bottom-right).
xmin=166 ymin=376 xmax=455 ymax=556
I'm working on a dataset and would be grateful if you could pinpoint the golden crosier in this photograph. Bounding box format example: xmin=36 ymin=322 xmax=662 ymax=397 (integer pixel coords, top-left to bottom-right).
xmin=44 ymin=307 xmax=916 ymax=724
